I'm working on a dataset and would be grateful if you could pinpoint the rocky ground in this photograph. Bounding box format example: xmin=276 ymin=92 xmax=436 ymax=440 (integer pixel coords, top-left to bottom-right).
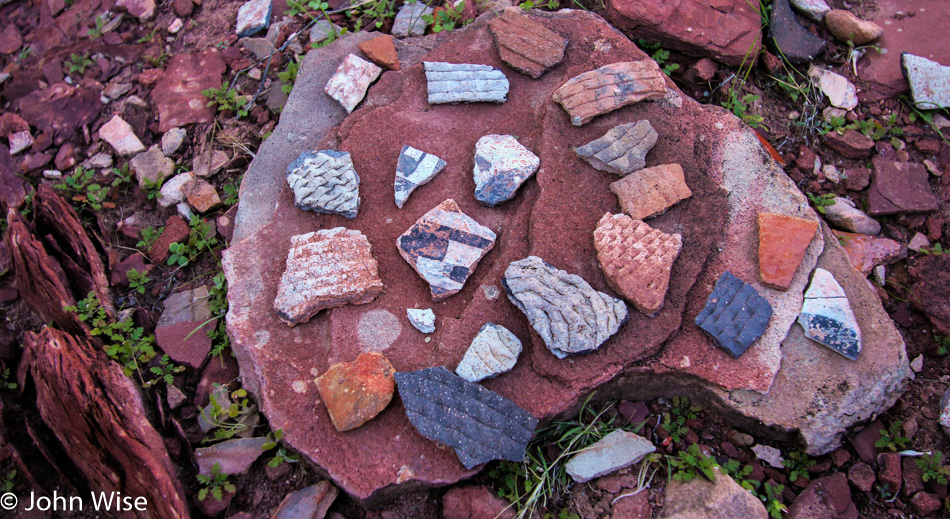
xmin=1 ymin=0 xmax=949 ymax=517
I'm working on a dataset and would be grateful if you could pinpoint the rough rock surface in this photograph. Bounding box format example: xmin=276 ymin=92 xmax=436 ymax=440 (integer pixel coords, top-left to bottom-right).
xmin=809 ymin=67 xmax=858 ymax=110
xmin=424 ymin=62 xmax=509 ymax=104
xmin=395 ymin=145 xmax=446 ymax=208
xmin=695 ymin=271 xmax=774 ymax=359
xmin=442 ymin=486 xmax=515 ymax=519
xmin=790 ymin=0 xmax=830 ymax=22
xmin=272 ymin=481 xmax=338 ymax=519
xmin=273 ymin=228 xmax=383 ymax=326
xmin=325 ymin=54 xmax=382 ymax=113
xmin=286 ymin=150 xmax=361 ymax=218
xmin=131 ymin=146 xmax=175 ymax=187
xmin=824 ymin=10 xmax=882 ymax=46
xmin=116 ymin=0 xmax=155 ymax=20
xmin=594 ymin=213 xmax=682 ymax=316
xmin=824 ymin=130 xmax=874 ymax=159
xmin=407 ymin=308 xmax=436 ymax=333
xmin=395 ymin=367 xmax=538 ymax=469
xmin=901 ymin=54 xmax=950 ymax=110
xmin=610 ymin=163 xmax=692 ymax=220
xmin=552 ymin=61 xmax=666 ymax=125
xmin=397 ymin=199 xmax=497 ymax=301
xmin=757 ymin=212 xmax=818 ymax=290
xmin=575 ymin=120 xmax=657 ymax=176
xmin=473 ymin=134 xmax=540 ymax=206
xmin=788 ymin=472 xmax=858 ymax=519
xmin=565 ymin=430 xmax=655 ymax=483
xmin=315 ymin=352 xmax=395 ymax=431
xmin=392 ymin=2 xmax=432 ymax=37
xmin=504 ymin=256 xmax=628 ymax=358
xmin=455 ymin=323 xmax=522 ymax=382
xmin=768 ymin=0 xmax=827 ymax=64
xmin=151 ymin=50 xmax=226 ymax=132
xmin=940 ymin=390 xmax=950 ymax=439
xmin=822 ymin=197 xmax=881 ymax=235
xmin=659 ymin=470 xmax=768 ymax=519
xmin=799 ymin=268 xmax=862 ymax=360
xmin=156 ymin=286 xmax=214 ymax=369
xmin=833 ymin=231 xmax=903 ymax=275
xmin=99 ymin=115 xmax=144 ymax=156
xmin=488 ymin=11 xmax=567 ymax=78
xmin=605 ymin=0 xmax=762 ymax=67
xmin=911 ymin=254 xmax=950 ymax=335
xmin=195 ymin=437 xmax=268 ymax=476
xmin=236 ymin=0 xmax=271 ymax=37
xmin=868 ymin=158 xmax=939 ymax=215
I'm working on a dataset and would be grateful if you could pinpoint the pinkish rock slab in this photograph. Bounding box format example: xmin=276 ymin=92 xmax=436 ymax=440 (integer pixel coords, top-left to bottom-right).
xmin=832 ymin=230 xmax=904 ymax=275
xmin=868 ymin=158 xmax=939 ymax=215
xmin=151 ymin=50 xmax=226 ymax=132
xmin=552 ymin=61 xmax=666 ymax=126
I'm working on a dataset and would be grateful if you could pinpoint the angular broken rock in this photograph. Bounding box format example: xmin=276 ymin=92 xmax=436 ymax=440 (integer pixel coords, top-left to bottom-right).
xmin=503 ymin=256 xmax=628 ymax=359
xmin=809 ymin=67 xmax=858 ymax=110
xmin=396 ymin=199 xmax=497 ymax=302
xmin=487 ymin=11 xmax=567 ymax=79
xmin=473 ymin=135 xmax=540 ymax=206
xmin=407 ymin=308 xmax=436 ymax=333
xmin=392 ymin=2 xmax=432 ymax=37
xmin=695 ymin=271 xmax=773 ymax=359
xmin=575 ymin=120 xmax=658 ymax=176
xmin=798 ymin=268 xmax=862 ymax=360
xmin=902 ymin=54 xmax=950 ymax=110
xmin=833 ymin=230 xmax=903 ymax=275
xmin=236 ymin=0 xmax=271 ymax=37
xmin=273 ymin=228 xmax=383 ymax=326
xmin=768 ymin=0 xmax=827 ymax=64
xmin=395 ymin=145 xmax=446 ymax=208
xmin=868 ymin=158 xmax=939 ymax=215
xmin=823 ymin=197 xmax=881 ymax=235
xmin=609 ymin=163 xmax=692 ymax=220
xmin=552 ymin=61 xmax=666 ymax=126
xmin=99 ymin=115 xmax=144 ymax=156
xmin=424 ymin=62 xmax=509 ymax=104
xmin=757 ymin=212 xmax=818 ymax=291
xmin=286 ymin=150 xmax=360 ymax=219
xmin=593 ymin=213 xmax=682 ymax=316
xmin=315 ymin=352 xmax=395 ymax=431
xmin=324 ymin=54 xmax=382 ymax=113
xmin=455 ymin=323 xmax=522 ymax=383
xmin=565 ymin=430 xmax=655 ymax=483
xmin=395 ymin=367 xmax=538 ymax=469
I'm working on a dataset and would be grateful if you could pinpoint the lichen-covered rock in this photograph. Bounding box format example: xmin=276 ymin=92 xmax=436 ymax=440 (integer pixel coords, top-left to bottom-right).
xmin=575 ymin=120 xmax=657 ymax=176
xmin=286 ymin=150 xmax=360 ymax=218
xmin=902 ymin=53 xmax=950 ymax=110
xmin=273 ymin=228 xmax=383 ymax=326
xmin=455 ymin=323 xmax=522 ymax=382
xmin=473 ymin=134 xmax=540 ymax=206
xmin=315 ymin=352 xmax=395 ymax=431
xmin=324 ymin=54 xmax=382 ymax=113
xmin=695 ymin=271 xmax=773 ymax=359
xmin=552 ymin=61 xmax=666 ymax=125
xmin=609 ymin=163 xmax=692 ymax=220
xmin=424 ymin=62 xmax=509 ymax=104
xmin=392 ymin=2 xmax=432 ymax=37
xmin=757 ymin=212 xmax=818 ymax=290
xmin=798 ymin=268 xmax=862 ymax=360
xmin=503 ymin=256 xmax=628 ymax=358
xmin=565 ymin=430 xmax=655 ymax=483
xmin=407 ymin=308 xmax=436 ymax=333
xmin=488 ymin=11 xmax=567 ymax=78
xmin=395 ymin=145 xmax=446 ymax=208
xmin=594 ymin=213 xmax=682 ymax=316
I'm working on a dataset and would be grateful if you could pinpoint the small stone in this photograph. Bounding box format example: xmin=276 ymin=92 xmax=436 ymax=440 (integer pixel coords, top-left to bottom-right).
xmin=286 ymin=150 xmax=360 ymax=219
xmin=594 ymin=213 xmax=682 ymax=316
xmin=273 ymin=228 xmax=384 ymax=326
xmin=392 ymin=2 xmax=432 ymax=37
xmin=768 ymin=0 xmax=827 ymax=64
xmin=247 ymin=68 xmax=262 ymax=81
xmin=757 ymin=212 xmax=819 ymax=290
xmin=116 ymin=0 xmax=155 ymax=20
xmin=0 ymin=24 xmax=22 ymax=55
xmin=788 ymin=472 xmax=858 ymax=519
xmin=236 ymin=0 xmax=272 ymax=37
xmin=901 ymin=54 xmax=950 ymax=110
xmin=833 ymin=231 xmax=903 ymax=275
xmin=397 ymin=199 xmax=497 ymax=302
xmin=939 ymin=389 xmax=950 ymax=438
xmin=822 ymin=164 xmax=840 ymax=183
xmin=873 ymin=265 xmax=885 ymax=287
xmin=241 ymin=37 xmax=275 ymax=61
xmin=195 ymin=437 xmax=268 ymax=476
xmin=177 ymin=203 xmax=194 ymax=221
xmin=798 ymin=268 xmax=862 ymax=360
xmin=752 ymin=444 xmax=785 ymax=469
xmin=131 ymin=146 xmax=175 ymax=188
xmin=565 ymin=430 xmax=655 ymax=483
xmin=823 ymin=197 xmax=881 ymax=235
xmin=394 ymin=145 xmax=446 ymax=208
xmin=85 ymin=152 xmax=113 ymax=169
xmin=150 ymin=216 xmax=190 ymax=263
xmin=730 ymin=431 xmax=755 ymax=447
xmin=186 ymin=179 xmax=222 ymax=213
xmin=358 ymin=34 xmax=399 ymax=70
xmin=687 ymin=57 xmax=719 ymax=82
xmin=575 ymin=120 xmax=658 ymax=176
xmin=192 ymin=150 xmax=229 ymax=177
xmin=809 ymin=67 xmax=858 ymax=110
xmin=161 ymin=128 xmax=186 ymax=156
xmin=908 ymin=232 xmax=931 ymax=252
xmin=442 ymin=486 xmax=514 ymax=519
xmin=310 ymin=19 xmax=341 ymax=44
xmin=552 ymin=61 xmax=666 ymax=126
xmin=315 ymin=352 xmax=395 ymax=432
xmin=99 ymin=115 xmax=145 ymax=156
xmin=325 ymin=54 xmax=382 ymax=114
xmin=659 ymin=470 xmax=768 ymax=519
xmin=168 ymin=18 xmax=183 ymax=34
xmin=487 ymin=11 xmax=567 ymax=79
xmin=473 ymin=134 xmax=539 ymax=206
xmin=790 ymin=0 xmax=830 ymax=22
xmin=8 ymin=130 xmax=33 ymax=155
xmin=924 ymin=159 xmax=941 ymax=177
xmin=911 ymin=492 xmax=942 ymax=516
xmin=407 ymin=308 xmax=436 ymax=333
xmin=42 ymin=169 xmax=62 ymax=179
xmin=103 ymin=82 xmax=133 ymax=101
xmin=158 ymin=172 xmax=197 ymax=208
xmin=695 ymin=271 xmax=773 ymax=359
xmin=156 ymin=286 xmax=214 ymax=369
xmin=54 ymin=143 xmax=76 ymax=171
xmin=503 ymin=256 xmax=628 ymax=359
xmin=824 ymin=130 xmax=874 ymax=159
xmin=395 ymin=367 xmax=538 ymax=469
xmin=152 ymin=51 xmax=226 ymax=132
xmin=848 ymin=461 xmax=876 ymax=492
xmin=455 ymin=323 xmax=522 ymax=383
xmin=868 ymin=159 xmax=939 ymax=215
xmin=877 ymin=452 xmax=902 ymax=495
xmin=844 ymin=167 xmax=870 ymax=191
xmin=271 ymin=482 xmax=338 ymax=519
xmin=824 ymin=10 xmax=883 ymax=46
xmin=423 ymin=62 xmax=509 ymax=104
xmin=166 ymin=385 xmax=187 ymax=409
xmin=609 ymin=163 xmax=692 ymax=220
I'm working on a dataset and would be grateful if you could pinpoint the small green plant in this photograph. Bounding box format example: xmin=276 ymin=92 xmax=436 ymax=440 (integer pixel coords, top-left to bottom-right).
xmin=936 ymin=335 xmax=950 ymax=356
xmin=137 ymin=226 xmax=163 ymax=250
xmin=202 ymin=84 xmax=249 ymax=118
xmin=88 ymin=14 xmax=108 ymax=39
xmin=222 ymin=176 xmax=241 ymax=207
xmin=278 ymin=57 xmax=302 ymax=95
xmin=137 ymin=29 xmax=159 ymax=44
xmin=875 ymin=421 xmax=910 ymax=452
xmin=519 ymin=0 xmax=561 ymax=10
xmin=143 ymin=354 xmax=186 ymax=388
xmin=140 ymin=175 xmax=165 ymax=201
xmin=916 ymin=452 xmax=950 ymax=485
xmin=669 ymin=443 xmax=718 ymax=483
xmin=65 ymin=293 xmax=157 ymax=383
xmin=196 ymin=463 xmax=236 ymax=501
xmin=0 ymin=367 xmax=17 ymax=390
xmin=67 ymin=53 xmax=94 ymax=75
xmin=722 ymin=85 xmax=765 ymax=129
xmin=343 ymin=0 xmax=397 ymax=30
xmin=167 ymin=242 xmax=191 ymax=267
xmin=206 ymin=272 xmax=232 ymax=358
xmin=263 ymin=430 xmax=301 ymax=468
xmin=54 ymin=166 xmax=111 ymax=211
xmin=807 ymin=193 xmax=836 ymax=214
xmin=16 ymin=46 xmax=31 ymax=63
xmin=421 ymin=1 xmax=468 ymax=33
xmin=784 ymin=451 xmax=815 ymax=483
xmin=167 ymin=217 xmax=220 ymax=267
xmin=660 ymin=395 xmax=701 ymax=444
xmin=203 ymin=384 xmax=256 ymax=442
xmin=759 ymin=482 xmax=787 ymax=519
xmin=920 ymin=243 xmax=945 ymax=256
xmin=0 ymin=470 xmax=16 ymax=493
xmin=637 ymin=40 xmax=680 ymax=76
xmin=126 ymin=268 xmax=150 ymax=294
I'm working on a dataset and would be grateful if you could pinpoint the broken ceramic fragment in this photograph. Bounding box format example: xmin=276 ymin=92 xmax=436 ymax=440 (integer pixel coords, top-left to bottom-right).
xmin=455 ymin=323 xmax=522 ymax=383
xmin=575 ymin=120 xmax=658 ymax=176
xmin=487 ymin=11 xmax=567 ymax=78
xmin=552 ymin=61 xmax=666 ymax=125
xmin=609 ymin=163 xmax=692 ymax=220
xmin=324 ymin=54 xmax=382 ymax=113
xmin=423 ymin=62 xmax=509 ymax=104
xmin=395 ymin=145 xmax=446 ymax=208
xmin=695 ymin=271 xmax=773 ymax=359
xmin=286 ymin=150 xmax=360 ymax=219
xmin=757 ymin=212 xmax=818 ymax=290
xmin=407 ymin=308 xmax=436 ymax=333
xmin=798 ymin=268 xmax=862 ymax=360
xmin=314 ymin=352 xmax=395 ymax=431
xmin=473 ymin=135 xmax=540 ymax=206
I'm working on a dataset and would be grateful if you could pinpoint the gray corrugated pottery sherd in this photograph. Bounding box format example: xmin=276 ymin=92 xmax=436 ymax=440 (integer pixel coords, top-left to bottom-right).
xmin=394 ymin=145 xmax=446 ymax=208
xmin=695 ymin=271 xmax=773 ymax=359
xmin=455 ymin=323 xmax=522 ymax=383
xmin=286 ymin=150 xmax=360 ymax=219
xmin=798 ymin=268 xmax=862 ymax=360
xmin=575 ymin=120 xmax=658 ymax=176
xmin=473 ymin=135 xmax=540 ymax=206
xmin=901 ymin=53 xmax=950 ymax=110
xmin=424 ymin=62 xmax=509 ymax=104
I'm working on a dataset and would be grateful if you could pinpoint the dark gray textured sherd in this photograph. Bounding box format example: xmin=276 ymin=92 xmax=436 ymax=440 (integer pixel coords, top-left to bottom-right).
xmin=695 ymin=271 xmax=773 ymax=359
xmin=424 ymin=62 xmax=509 ymax=104
xmin=286 ymin=150 xmax=361 ymax=219
xmin=575 ymin=120 xmax=658 ymax=176
xmin=395 ymin=367 xmax=538 ymax=469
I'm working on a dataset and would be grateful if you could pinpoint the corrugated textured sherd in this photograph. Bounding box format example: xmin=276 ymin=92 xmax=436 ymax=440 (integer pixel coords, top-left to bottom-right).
xmin=551 ymin=61 xmax=666 ymax=125
xmin=487 ymin=11 xmax=568 ymax=78
xmin=423 ymin=61 xmax=509 ymax=104
xmin=695 ymin=271 xmax=773 ymax=359
xmin=575 ymin=120 xmax=658 ymax=176
xmin=286 ymin=150 xmax=361 ymax=219
xmin=455 ymin=323 xmax=523 ymax=382
xmin=609 ymin=163 xmax=692 ymax=220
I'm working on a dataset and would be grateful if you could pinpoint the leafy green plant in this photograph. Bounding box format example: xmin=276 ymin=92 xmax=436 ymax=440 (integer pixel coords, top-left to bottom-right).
xmin=222 ymin=176 xmax=241 ymax=207
xmin=202 ymin=384 xmax=256 ymax=442
xmin=421 ymin=1 xmax=468 ymax=33
xmin=722 ymin=85 xmax=765 ymax=129
xmin=137 ymin=226 xmax=163 ymax=250
xmin=759 ymin=482 xmax=787 ymax=519
xmin=196 ymin=462 xmax=236 ymax=501
xmin=140 ymin=175 xmax=165 ymax=201
xmin=278 ymin=57 xmax=302 ymax=95
xmin=0 ymin=470 xmax=16 ymax=493
xmin=669 ymin=443 xmax=718 ymax=483
xmin=637 ymin=40 xmax=680 ymax=76
xmin=661 ymin=395 xmax=701 ymax=444
xmin=343 ymin=0 xmax=397 ymax=30
xmin=206 ymin=272 xmax=232 ymax=358
xmin=88 ymin=14 xmax=107 ymax=39
xmin=126 ymin=268 xmax=150 ymax=294
xmin=67 ymin=53 xmax=94 ymax=75
xmin=0 ymin=367 xmax=17 ymax=390
xmin=936 ymin=335 xmax=950 ymax=356
xmin=916 ymin=452 xmax=950 ymax=485
xmin=875 ymin=421 xmax=910 ymax=452
xmin=262 ymin=429 xmax=301 ymax=468
xmin=167 ymin=217 xmax=220 ymax=267
xmin=65 ymin=293 xmax=157 ymax=383
xmin=920 ymin=243 xmax=945 ymax=256
xmin=54 ymin=166 xmax=113 ymax=211
xmin=784 ymin=451 xmax=815 ymax=483
xmin=807 ymin=193 xmax=836 ymax=214
xmin=202 ymin=84 xmax=249 ymax=118
xmin=143 ymin=354 xmax=186 ymax=388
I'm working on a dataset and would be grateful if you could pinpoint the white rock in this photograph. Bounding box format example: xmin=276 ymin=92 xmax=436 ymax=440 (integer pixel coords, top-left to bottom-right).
xmin=455 ymin=323 xmax=522 ymax=383
xmin=752 ymin=444 xmax=785 ymax=468
xmin=798 ymin=268 xmax=862 ymax=360
xmin=809 ymin=67 xmax=858 ymax=110
xmin=158 ymin=172 xmax=197 ymax=208
xmin=822 ymin=164 xmax=840 ymax=183
xmin=790 ymin=0 xmax=830 ymax=22
xmin=940 ymin=390 xmax=950 ymax=439
xmin=908 ymin=232 xmax=931 ymax=252
xmin=407 ymin=308 xmax=436 ymax=333
xmin=168 ymin=18 xmax=183 ymax=34
xmin=177 ymin=202 xmax=195 ymax=221
xmin=924 ymin=159 xmax=942 ymax=177
xmin=85 ymin=152 xmax=114 ymax=169
xmin=8 ymin=130 xmax=33 ymax=155
xmin=823 ymin=197 xmax=880 ymax=235
xmin=161 ymin=128 xmax=187 ymax=156
xmin=236 ymin=0 xmax=272 ymax=37
xmin=324 ymin=54 xmax=382 ymax=114
xmin=565 ymin=430 xmax=655 ymax=483
xmin=910 ymin=354 xmax=924 ymax=373
xmin=903 ymin=54 xmax=950 ymax=110
xmin=873 ymin=265 xmax=885 ymax=287
xmin=42 ymin=169 xmax=63 ymax=179
xmin=99 ymin=115 xmax=145 ymax=156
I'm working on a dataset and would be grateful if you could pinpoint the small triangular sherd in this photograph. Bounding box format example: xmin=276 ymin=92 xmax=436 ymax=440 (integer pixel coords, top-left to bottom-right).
xmin=394 ymin=145 xmax=446 ymax=208
xmin=798 ymin=268 xmax=862 ymax=360
xmin=695 ymin=271 xmax=773 ymax=359
xmin=757 ymin=212 xmax=818 ymax=291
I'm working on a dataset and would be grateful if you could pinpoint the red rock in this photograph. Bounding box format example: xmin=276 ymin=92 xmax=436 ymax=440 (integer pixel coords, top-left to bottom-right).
xmin=149 ymin=216 xmax=191 ymax=264
xmin=847 ymin=461 xmax=875 ymax=492
xmin=315 ymin=352 xmax=395 ymax=431
xmin=868 ymin=159 xmax=939 ymax=215
xmin=824 ymin=130 xmax=874 ymax=159
xmin=552 ymin=61 xmax=666 ymax=125
xmin=606 ymin=0 xmax=762 ymax=67
xmin=442 ymin=486 xmax=514 ymax=519
xmin=0 ymin=24 xmax=22 ymax=55
xmin=832 ymin=230 xmax=903 ymax=275
xmin=54 ymin=143 xmax=77 ymax=171
xmin=151 ymin=50 xmax=226 ymax=132
xmin=609 ymin=163 xmax=692 ymax=220
xmin=138 ymin=68 xmax=165 ymax=86
xmin=831 ymin=448 xmax=850 ymax=468
xmin=849 ymin=419 xmax=883 ymax=464
xmin=757 ymin=213 xmax=818 ymax=290
xmin=155 ymin=286 xmax=215 ymax=369
xmin=196 ymin=353 xmax=241 ymax=407
xmin=594 ymin=213 xmax=683 ymax=315
xmin=761 ymin=51 xmax=783 ymax=75
xmin=116 ymin=0 xmax=156 ymax=20
xmin=358 ymin=34 xmax=400 ymax=71
xmin=795 ymin=145 xmax=818 ymax=172
xmin=488 ymin=11 xmax=567 ymax=79
xmin=844 ymin=167 xmax=870 ymax=191
xmin=272 ymin=481 xmax=339 ymax=519
xmin=0 ymin=146 xmax=26 ymax=210
xmin=195 ymin=437 xmax=268 ymax=476
xmin=187 ymin=179 xmax=222 ymax=213
xmin=17 ymin=83 xmax=101 ymax=145
xmin=902 ymin=456 xmax=924 ymax=497
xmin=0 ymin=113 xmax=29 ymax=136
xmin=824 ymin=10 xmax=882 ymax=45
xmin=910 ymin=254 xmax=950 ymax=335
xmin=110 ymin=252 xmax=154 ymax=287
xmin=788 ymin=472 xmax=857 ymax=519
xmin=877 ymin=452 xmax=902 ymax=495
xmin=687 ymin=57 xmax=719 ymax=82
xmin=173 ymin=0 xmax=193 ymax=16
xmin=911 ymin=491 xmax=942 ymax=516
